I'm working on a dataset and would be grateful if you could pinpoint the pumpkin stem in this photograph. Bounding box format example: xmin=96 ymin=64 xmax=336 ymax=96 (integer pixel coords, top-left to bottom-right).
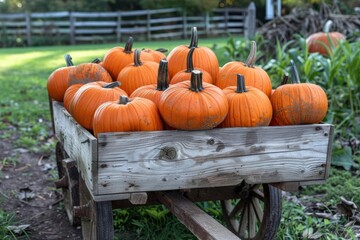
xmin=189 ymin=27 xmax=198 ymax=48
xmin=245 ymin=41 xmax=257 ymax=68
xmin=186 ymin=47 xmax=196 ymax=73
xmin=134 ymin=49 xmax=142 ymax=67
xmin=323 ymin=20 xmax=333 ymax=33
xmin=103 ymin=81 xmax=120 ymax=88
xmin=280 ymin=74 xmax=289 ymax=85
xmin=235 ymin=74 xmax=247 ymax=93
xmin=290 ymin=60 xmax=301 ymax=84
xmin=189 ymin=70 xmax=203 ymax=92
xmin=155 ymin=48 xmax=168 ymax=53
xmin=156 ymin=59 xmax=169 ymax=91
xmin=91 ymin=58 xmax=101 ymax=64
xmin=124 ymin=37 xmax=133 ymax=54
xmin=119 ymin=95 xmax=131 ymax=105
xmin=64 ymin=54 xmax=74 ymax=67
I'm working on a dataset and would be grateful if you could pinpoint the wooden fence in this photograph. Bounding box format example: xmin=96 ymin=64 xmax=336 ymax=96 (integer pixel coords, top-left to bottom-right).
xmin=0 ymin=3 xmax=256 ymax=47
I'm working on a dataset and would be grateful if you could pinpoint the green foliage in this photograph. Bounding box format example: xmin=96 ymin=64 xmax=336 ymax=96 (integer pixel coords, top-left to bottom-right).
xmin=0 ymin=208 xmax=29 ymax=239
xmin=139 ymin=0 xmax=219 ymax=14
xmin=277 ymin=200 xmax=357 ymax=239
xmin=301 ymin=168 xmax=360 ymax=205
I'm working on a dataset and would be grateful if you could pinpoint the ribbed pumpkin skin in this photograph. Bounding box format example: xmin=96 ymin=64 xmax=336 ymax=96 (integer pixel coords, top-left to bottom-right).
xmin=142 ymin=48 xmax=166 ymax=63
xmin=271 ymin=83 xmax=328 ymax=125
xmin=306 ymin=32 xmax=345 ymax=55
xmin=171 ymin=69 xmax=213 ymax=84
xmin=68 ymin=63 xmax=112 ymax=86
xmin=159 ymin=80 xmax=228 ymax=130
xmin=117 ymin=51 xmax=160 ymax=95
xmin=220 ymin=86 xmax=272 ymax=127
xmin=167 ymin=47 xmax=219 ymax=83
xmin=71 ymin=82 xmax=128 ymax=130
xmin=93 ymin=97 xmax=164 ymax=137
xmin=217 ymin=62 xmax=272 ymax=97
xmin=130 ymin=84 xmax=163 ymax=106
xmin=63 ymin=84 xmax=82 ymax=113
xmin=102 ymin=40 xmax=153 ymax=80
xmin=47 ymin=66 xmax=74 ymax=102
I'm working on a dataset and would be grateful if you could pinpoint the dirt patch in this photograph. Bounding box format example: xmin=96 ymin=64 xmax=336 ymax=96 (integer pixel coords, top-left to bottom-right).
xmin=0 ymin=139 xmax=81 ymax=240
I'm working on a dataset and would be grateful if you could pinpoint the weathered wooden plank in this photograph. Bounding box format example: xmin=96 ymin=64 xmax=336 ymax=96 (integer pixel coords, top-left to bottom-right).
xmin=150 ymin=24 xmax=183 ymax=31
xmin=53 ymin=101 xmax=96 ymax=193
xmin=0 ymin=13 xmax=26 ymax=19
xmin=74 ymin=21 xmax=117 ymax=27
xmin=2 ymin=21 xmax=27 ymax=27
xmin=96 ymin=124 xmax=332 ymax=195
xmin=72 ymin=12 xmax=118 ymax=18
xmin=157 ymin=192 xmax=240 ymax=240
xmin=31 ymin=11 xmax=69 ymax=18
xmin=75 ymin=28 xmax=115 ymax=34
xmin=147 ymin=31 xmax=183 ymax=39
xmin=31 ymin=21 xmax=70 ymax=27
xmin=150 ymin=17 xmax=183 ymax=24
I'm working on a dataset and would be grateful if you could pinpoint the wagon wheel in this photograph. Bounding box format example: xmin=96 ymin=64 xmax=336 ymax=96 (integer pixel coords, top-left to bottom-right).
xmin=54 ymin=159 xmax=80 ymax=226
xmin=74 ymin=176 xmax=114 ymax=240
xmin=55 ymin=142 xmax=68 ymax=178
xmin=221 ymin=182 xmax=282 ymax=240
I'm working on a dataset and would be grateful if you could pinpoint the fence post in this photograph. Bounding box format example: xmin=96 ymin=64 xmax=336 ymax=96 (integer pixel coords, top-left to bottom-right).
xmin=116 ymin=11 xmax=122 ymax=42
xmin=204 ymin=12 xmax=210 ymax=37
xmin=224 ymin=8 xmax=229 ymax=32
xmin=69 ymin=12 xmax=75 ymax=45
xmin=182 ymin=9 xmax=187 ymax=39
xmin=244 ymin=2 xmax=256 ymax=39
xmin=25 ymin=12 xmax=32 ymax=46
xmin=147 ymin=10 xmax=151 ymax=41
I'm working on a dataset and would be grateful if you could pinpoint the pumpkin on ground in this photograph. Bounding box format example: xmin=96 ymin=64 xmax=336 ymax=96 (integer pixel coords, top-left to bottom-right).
xmin=101 ymin=37 xmax=153 ymax=80
xmin=306 ymin=20 xmax=345 ymax=56
xmin=130 ymin=59 xmax=170 ymax=106
xmin=220 ymin=74 xmax=272 ymax=128
xmin=47 ymin=54 xmax=74 ymax=102
xmin=170 ymin=47 xmax=213 ymax=84
xmin=271 ymin=60 xmax=328 ymax=125
xmin=117 ymin=49 xmax=159 ymax=95
xmin=159 ymin=70 xmax=228 ymax=130
xmin=167 ymin=27 xmax=219 ymax=82
xmin=71 ymin=81 xmax=127 ymax=130
xmin=216 ymin=41 xmax=272 ymax=97
xmin=93 ymin=96 xmax=163 ymax=137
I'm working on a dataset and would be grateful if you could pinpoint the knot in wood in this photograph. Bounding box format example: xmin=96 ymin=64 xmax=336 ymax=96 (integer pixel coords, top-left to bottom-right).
xmin=159 ymin=146 xmax=177 ymax=160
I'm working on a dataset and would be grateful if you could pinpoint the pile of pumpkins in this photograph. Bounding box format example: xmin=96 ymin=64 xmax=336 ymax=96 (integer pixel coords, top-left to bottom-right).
xmin=47 ymin=27 xmax=329 ymax=137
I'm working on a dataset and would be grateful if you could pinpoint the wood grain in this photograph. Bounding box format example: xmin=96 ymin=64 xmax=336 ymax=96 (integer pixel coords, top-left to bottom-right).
xmin=53 ymin=101 xmax=97 ymax=193
xmin=96 ymin=124 xmax=333 ymax=195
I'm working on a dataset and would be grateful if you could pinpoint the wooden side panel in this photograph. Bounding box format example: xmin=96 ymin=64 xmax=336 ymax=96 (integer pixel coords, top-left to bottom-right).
xmin=97 ymin=125 xmax=332 ymax=195
xmin=53 ymin=101 xmax=97 ymax=192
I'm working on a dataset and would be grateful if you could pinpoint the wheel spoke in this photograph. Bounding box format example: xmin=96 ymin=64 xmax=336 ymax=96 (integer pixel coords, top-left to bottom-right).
xmin=238 ymin=202 xmax=248 ymax=237
xmin=251 ymin=197 xmax=264 ymax=222
xmin=229 ymin=199 xmax=246 ymax=219
xmin=252 ymin=189 xmax=265 ymax=201
xmin=248 ymin=201 xmax=256 ymax=238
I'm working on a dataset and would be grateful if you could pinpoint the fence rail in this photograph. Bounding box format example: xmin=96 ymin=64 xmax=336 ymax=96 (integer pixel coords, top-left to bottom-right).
xmin=0 ymin=3 xmax=256 ymax=47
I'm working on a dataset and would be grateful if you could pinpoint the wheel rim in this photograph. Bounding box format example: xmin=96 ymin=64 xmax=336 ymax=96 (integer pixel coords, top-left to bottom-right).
xmin=221 ymin=182 xmax=278 ymax=240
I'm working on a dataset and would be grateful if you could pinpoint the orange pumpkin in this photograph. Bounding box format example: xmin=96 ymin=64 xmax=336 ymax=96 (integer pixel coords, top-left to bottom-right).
xmin=63 ymin=84 xmax=82 ymax=113
xmin=71 ymin=81 xmax=128 ymax=130
xmin=142 ymin=48 xmax=167 ymax=63
xmin=170 ymin=47 xmax=213 ymax=84
xmin=167 ymin=27 xmax=219 ymax=82
xmin=306 ymin=20 xmax=345 ymax=56
xmin=93 ymin=96 xmax=164 ymax=137
xmin=216 ymin=41 xmax=272 ymax=97
xmin=159 ymin=70 xmax=228 ymax=130
xmin=130 ymin=59 xmax=170 ymax=106
xmin=47 ymin=54 xmax=74 ymax=102
xmin=101 ymin=37 xmax=153 ymax=80
xmin=220 ymin=74 xmax=272 ymax=127
xmin=271 ymin=60 xmax=328 ymax=125
xmin=68 ymin=62 xmax=112 ymax=86
xmin=117 ymin=49 xmax=159 ymax=95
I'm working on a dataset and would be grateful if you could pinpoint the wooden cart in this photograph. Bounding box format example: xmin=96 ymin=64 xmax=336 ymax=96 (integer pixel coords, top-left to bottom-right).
xmin=51 ymin=100 xmax=334 ymax=240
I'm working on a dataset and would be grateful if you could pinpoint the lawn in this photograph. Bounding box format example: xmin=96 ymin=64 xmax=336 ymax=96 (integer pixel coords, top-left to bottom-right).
xmin=0 ymin=36 xmax=359 ymax=239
